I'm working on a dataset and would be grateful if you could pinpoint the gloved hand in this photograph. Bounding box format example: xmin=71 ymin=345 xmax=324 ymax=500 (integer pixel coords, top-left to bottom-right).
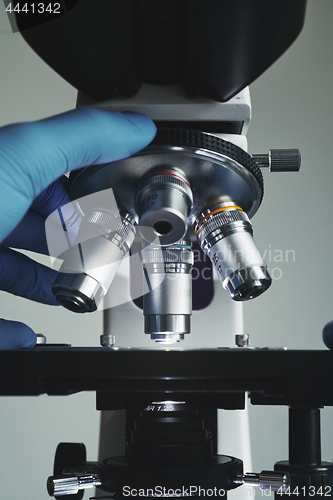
xmin=0 ymin=107 xmax=156 ymax=349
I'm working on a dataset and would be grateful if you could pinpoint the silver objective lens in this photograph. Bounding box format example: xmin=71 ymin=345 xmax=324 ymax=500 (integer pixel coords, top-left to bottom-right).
xmin=142 ymin=240 xmax=193 ymax=343
xmin=135 ymin=168 xmax=193 ymax=246
xmin=196 ymin=202 xmax=271 ymax=301
xmin=52 ymin=210 xmax=136 ymax=313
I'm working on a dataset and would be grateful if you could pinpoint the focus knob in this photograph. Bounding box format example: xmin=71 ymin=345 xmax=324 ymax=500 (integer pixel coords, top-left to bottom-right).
xmin=253 ymin=149 xmax=301 ymax=172
xmin=51 ymin=443 xmax=86 ymax=499
xmin=48 ymin=476 xmax=81 ymax=497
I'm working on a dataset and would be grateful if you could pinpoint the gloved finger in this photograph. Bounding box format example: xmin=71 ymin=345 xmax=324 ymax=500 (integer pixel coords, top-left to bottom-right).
xmin=31 ymin=178 xmax=70 ymax=218
xmin=0 ymin=319 xmax=36 ymax=350
xmin=0 ymin=247 xmax=59 ymax=305
xmin=31 ymin=178 xmax=82 ymax=246
xmin=0 ymin=108 xmax=156 ymax=242
xmin=3 ymin=183 xmax=82 ymax=255
xmin=2 ymin=211 xmax=50 ymax=254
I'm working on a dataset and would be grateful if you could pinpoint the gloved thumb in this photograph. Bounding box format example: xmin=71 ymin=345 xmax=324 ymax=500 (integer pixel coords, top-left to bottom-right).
xmin=0 ymin=319 xmax=37 ymax=350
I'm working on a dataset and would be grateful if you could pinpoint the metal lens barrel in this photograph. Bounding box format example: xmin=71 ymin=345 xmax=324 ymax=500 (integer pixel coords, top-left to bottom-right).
xmin=52 ymin=210 xmax=136 ymax=313
xmin=135 ymin=168 xmax=193 ymax=246
xmin=142 ymin=239 xmax=193 ymax=343
xmin=196 ymin=202 xmax=271 ymax=301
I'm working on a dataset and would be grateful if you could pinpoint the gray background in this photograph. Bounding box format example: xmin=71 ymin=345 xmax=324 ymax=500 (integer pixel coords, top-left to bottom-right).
xmin=1 ymin=0 xmax=333 ymax=497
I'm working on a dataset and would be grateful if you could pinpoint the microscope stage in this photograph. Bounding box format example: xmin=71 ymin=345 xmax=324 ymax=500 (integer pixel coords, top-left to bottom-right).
xmin=0 ymin=348 xmax=331 ymax=409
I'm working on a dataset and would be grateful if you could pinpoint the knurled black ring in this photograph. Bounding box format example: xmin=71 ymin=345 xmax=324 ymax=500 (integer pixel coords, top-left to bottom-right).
xmin=69 ymin=127 xmax=264 ymax=203
xmin=152 ymin=128 xmax=264 ymax=200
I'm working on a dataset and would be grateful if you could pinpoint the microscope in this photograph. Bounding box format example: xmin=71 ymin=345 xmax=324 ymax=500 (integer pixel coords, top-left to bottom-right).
xmin=2 ymin=1 xmax=333 ymax=499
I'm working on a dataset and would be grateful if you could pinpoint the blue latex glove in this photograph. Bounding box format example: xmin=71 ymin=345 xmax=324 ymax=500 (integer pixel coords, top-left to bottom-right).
xmin=0 ymin=107 xmax=156 ymax=349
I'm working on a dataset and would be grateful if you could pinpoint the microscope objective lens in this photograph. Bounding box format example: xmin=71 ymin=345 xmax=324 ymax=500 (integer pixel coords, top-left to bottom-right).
xmin=196 ymin=201 xmax=271 ymax=301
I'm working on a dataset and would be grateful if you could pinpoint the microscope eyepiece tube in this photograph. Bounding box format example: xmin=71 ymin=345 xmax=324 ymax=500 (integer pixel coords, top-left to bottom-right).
xmin=142 ymin=239 xmax=193 ymax=343
xmin=52 ymin=210 xmax=136 ymax=313
xmin=135 ymin=168 xmax=193 ymax=246
xmin=196 ymin=202 xmax=271 ymax=301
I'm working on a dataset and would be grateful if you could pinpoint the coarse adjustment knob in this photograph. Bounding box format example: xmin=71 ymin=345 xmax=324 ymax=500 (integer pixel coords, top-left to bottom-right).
xmin=252 ymin=149 xmax=301 ymax=172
